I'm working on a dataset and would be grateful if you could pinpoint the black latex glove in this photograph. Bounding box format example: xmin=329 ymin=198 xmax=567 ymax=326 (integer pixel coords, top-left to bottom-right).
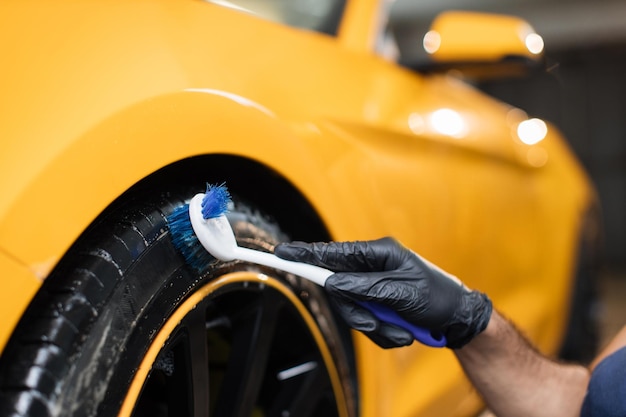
xmin=274 ymin=237 xmax=492 ymax=349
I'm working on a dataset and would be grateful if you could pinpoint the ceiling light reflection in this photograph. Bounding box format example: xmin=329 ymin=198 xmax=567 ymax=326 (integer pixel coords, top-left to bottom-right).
xmin=206 ymin=0 xmax=254 ymax=14
xmin=525 ymin=33 xmax=544 ymax=55
xmin=430 ymin=108 xmax=467 ymax=138
xmin=517 ymin=118 xmax=547 ymax=145
xmin=423 ymin=30 xmax=441 ymax=54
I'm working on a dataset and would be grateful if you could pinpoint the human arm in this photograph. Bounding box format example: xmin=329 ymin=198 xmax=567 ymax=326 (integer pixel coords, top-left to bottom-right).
xmin=455 ymin=310 xmax=589 ymax=417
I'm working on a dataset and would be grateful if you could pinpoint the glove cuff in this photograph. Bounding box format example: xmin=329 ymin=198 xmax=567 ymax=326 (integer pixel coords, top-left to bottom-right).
xmin=445 ymin=291 xmax=493 ymax=349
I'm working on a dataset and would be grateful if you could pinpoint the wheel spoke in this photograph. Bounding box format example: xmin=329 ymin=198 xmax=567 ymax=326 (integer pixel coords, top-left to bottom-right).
xmin=185 ymin=307 xmax=210 ymax=417
xmin=214 ymin=290 xmax=283 ymax=417
xmin=267 ymin=361 xmax=330 ymax=417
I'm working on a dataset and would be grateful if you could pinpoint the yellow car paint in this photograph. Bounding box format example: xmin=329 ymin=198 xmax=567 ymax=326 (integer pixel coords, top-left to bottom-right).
xmin=0 ymin=0 xmax=597 ymax=416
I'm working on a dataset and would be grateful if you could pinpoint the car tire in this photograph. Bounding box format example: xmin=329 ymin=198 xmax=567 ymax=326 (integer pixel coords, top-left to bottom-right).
xmin=0 ymin=186 xmax=356 ymax=417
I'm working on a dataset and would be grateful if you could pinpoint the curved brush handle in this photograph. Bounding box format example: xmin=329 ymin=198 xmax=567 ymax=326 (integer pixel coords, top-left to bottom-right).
xmin=358 ymin=301 xmax=447 ymax=348
xmin=234 ymin=246 xmax=445 ymax=347
xmin=234 ymin=246 xmax=333 ymax=286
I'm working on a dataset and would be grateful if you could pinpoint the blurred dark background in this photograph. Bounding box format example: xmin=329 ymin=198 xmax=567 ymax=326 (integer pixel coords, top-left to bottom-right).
xmin=390 ymin=0 xmax=626 ymax=273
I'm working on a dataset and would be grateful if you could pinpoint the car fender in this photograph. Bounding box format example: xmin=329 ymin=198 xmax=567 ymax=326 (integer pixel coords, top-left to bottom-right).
xmin=0 ymin=90 xmax=356 ymax=352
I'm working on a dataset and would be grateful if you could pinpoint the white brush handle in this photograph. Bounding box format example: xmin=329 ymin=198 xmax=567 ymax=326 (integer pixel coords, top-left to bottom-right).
xmin=233 ymin=246 xmax=333 ymax=286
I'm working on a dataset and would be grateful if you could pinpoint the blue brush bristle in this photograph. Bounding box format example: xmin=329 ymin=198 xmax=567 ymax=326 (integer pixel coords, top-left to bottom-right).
xmin=201 ymin=183 xmax=231 ymax=219
xmin=167 ymin=183 xmax=232 ymax=271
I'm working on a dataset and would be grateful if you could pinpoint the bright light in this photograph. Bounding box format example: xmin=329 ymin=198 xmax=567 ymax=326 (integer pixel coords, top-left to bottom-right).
xmin=430 ymin=109 xmax=467 ymax=138
xmin=206 ymin=0 xmax=254 ymax=14
xmin=525 ymin=33 xmax=544 ymax=55
xmin=517 ymin=118 xmax=548 ymax=145
xmin=423 ymin=30 xmax=441 ymax=54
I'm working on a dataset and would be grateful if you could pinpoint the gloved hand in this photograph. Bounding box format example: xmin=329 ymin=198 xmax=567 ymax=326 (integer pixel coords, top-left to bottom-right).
xmin=274 ymin=237 xmax=492 ymax=349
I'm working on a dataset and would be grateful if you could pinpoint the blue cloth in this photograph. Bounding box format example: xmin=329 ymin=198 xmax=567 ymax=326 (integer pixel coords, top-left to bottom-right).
xmin=581 ymin=345 xmax=626 ymax=417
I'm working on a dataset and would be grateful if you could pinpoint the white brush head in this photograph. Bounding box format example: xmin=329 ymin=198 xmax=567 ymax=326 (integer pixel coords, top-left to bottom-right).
xmin=188 ymin=193 xmax=237 ymax=261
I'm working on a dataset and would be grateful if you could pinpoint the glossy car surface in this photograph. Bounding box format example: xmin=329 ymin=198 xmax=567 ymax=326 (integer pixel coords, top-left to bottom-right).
xmin=0 ymin=1 xmax=598 ymax=416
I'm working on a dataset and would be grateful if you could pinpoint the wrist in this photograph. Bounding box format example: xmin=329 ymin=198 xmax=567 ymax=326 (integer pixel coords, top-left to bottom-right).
xmin=445 ymin=290 xmax=493 ymax=349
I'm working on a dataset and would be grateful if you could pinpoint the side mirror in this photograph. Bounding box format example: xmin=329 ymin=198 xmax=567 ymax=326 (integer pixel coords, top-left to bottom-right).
xmin=420 ymin=11 xmax=545 ymax=79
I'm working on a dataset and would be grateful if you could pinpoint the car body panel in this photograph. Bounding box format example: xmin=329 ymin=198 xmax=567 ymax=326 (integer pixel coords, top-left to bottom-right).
xmin=0 ymin=1 xmax=596 ymax=416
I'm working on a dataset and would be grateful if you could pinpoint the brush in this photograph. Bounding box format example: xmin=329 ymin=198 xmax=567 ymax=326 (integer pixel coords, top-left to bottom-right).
xmin=168 ymin=183 xmax=446 ymax=348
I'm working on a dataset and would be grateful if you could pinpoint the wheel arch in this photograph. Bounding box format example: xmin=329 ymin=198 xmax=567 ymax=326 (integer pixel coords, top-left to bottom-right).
xmin=0 ymin=90 xmax=335 ymax=272
xmin=117 ymin=153 xmax=334 ymax=244
xmin=0 ymin=90 xmax=338 ymax=354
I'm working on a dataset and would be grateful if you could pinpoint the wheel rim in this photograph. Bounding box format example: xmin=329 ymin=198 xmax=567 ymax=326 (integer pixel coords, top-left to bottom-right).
xmin=119 ymin=271 xmax=349 ymax=417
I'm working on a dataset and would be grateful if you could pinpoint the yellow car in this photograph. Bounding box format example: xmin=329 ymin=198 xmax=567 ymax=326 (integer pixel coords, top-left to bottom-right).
xmin=0 ymin=1 xmax=600 ymax=416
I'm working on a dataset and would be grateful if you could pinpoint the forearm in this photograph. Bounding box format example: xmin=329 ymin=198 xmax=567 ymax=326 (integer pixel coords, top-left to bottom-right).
xmin=454 ymin=310 xmax=589 ymax=417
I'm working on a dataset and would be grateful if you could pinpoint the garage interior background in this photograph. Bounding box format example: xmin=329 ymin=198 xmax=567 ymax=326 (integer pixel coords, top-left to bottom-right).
xmin=390 ymin=0 xmax=626 ymax=272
